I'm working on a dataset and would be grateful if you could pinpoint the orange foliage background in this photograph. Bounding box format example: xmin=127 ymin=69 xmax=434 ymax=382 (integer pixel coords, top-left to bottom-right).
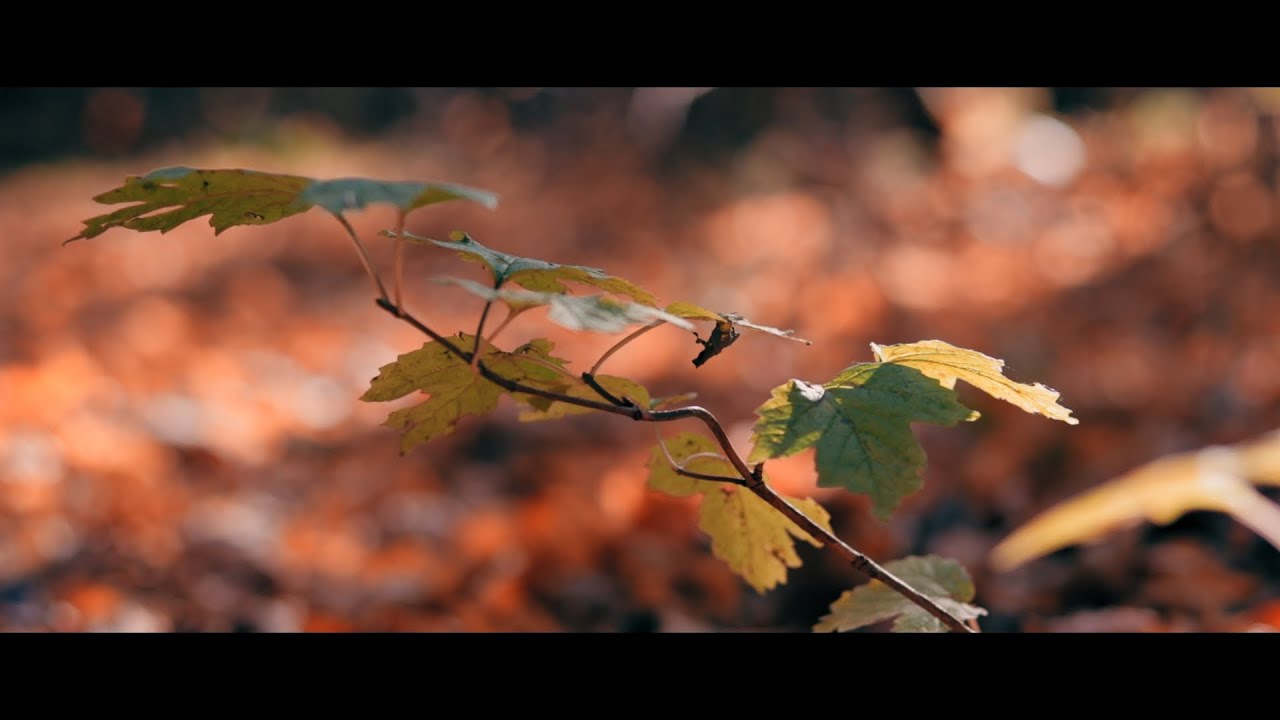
xmin=2 ymin=87 xmax=1279 ymax=632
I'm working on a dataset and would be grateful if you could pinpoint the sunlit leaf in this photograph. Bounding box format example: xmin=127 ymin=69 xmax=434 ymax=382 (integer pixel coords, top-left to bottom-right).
xmin=68 ymin=167 xmax=496 ymax=244
xmin=871 ymin=339 xmax=1077 ymax=425
xmin=991 ymin=430 xmax=1280 ymax=571
xmin=814 ymin=555 xmax=987 ymax=633
xmin=361 ymin=333 xmax=574 ymax=453
xmin=647 ymin=432 xmax=833 ymax=592
xmin=437 ymin=276 xmax=692 ymax=333
xmin=749 ymin=364 xmax=974 ymax=519
xmin=398 ymin=231 xmax=657 ymax=305
xmin=666 ymin=301 xmax=811 ymax=368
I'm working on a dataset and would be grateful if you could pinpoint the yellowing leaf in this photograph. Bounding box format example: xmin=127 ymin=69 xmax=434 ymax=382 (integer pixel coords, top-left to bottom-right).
xmin=871 ymin=339 xmax=1077 ymax=425
xmin=68 ymin=167 xmax=496 ymax=244
xmin=749 ymin=364 xmax=974 ymax=519
xmin=518 ymin=375 xmax=651 ymax=422
xmin=991 ymin=430 xmax=1280 ymax=571
xmin=666 ymin=301 xmax=812 ymax=368
xmin=647 ymin=432 xmax=833 ymax=592
xmin=68 ymin=167 xmax=313 ymax=241
xmin=436 ymin=276 xmax=693 ymax=333
xmin=361 ymin=334 xmax=573 ymax=453
xmin=399 ymin=231 xmax=657 ymax=305
xmin=814 ymin=555 xmax=987 ymax=633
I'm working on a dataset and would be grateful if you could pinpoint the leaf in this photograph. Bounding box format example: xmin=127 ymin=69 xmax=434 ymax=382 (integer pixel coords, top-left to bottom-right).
xmin=871 ymin=339 xmax=1077 ymax=425
xmin=749 ymin=364 xmax=974 ymax=519
xmin=814 ymin=555 xmax=987 ymax=633
xmin=647 ymin=432 xmax=833 ymax=593
xmin=300 ymin=178 xmax=497 ymax=214
xmin=518 ymin=375 xmax=651 ymax=422
xmin=399 ymin=231 xmax=657 ymax=305
xmin=361 ymin=334 xmax=573 ymax=453
xmin=437 ymin=276 xmax=693 ymax=333
xmin=666 ymin=301 xmax=812 ymax=368
xmin=990 ymin=430 xmax=1280 ymax=571
xmin=67 ymin=167 xmax=496 ymax=244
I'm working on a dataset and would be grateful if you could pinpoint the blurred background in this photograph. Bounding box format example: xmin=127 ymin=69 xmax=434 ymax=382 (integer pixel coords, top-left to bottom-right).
xmin=2 ymin=87 xmax=1279 ymax=632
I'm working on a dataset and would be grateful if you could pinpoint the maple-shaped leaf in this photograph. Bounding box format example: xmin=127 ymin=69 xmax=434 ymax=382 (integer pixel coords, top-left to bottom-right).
xmin=991 ymin=430 xmax=1280 ymax=571
xmin=67 ymin=167 xmax=496 ymax=244
xmin=361 ymin=333 xmax=573 ymax=453
xmin=397 ymin=230 xmax=657 ymax=305
xmin=666 ymin=301 xmax=811 ymax=367
xmin=871 ymin=340 xmax=1077 ymax=425
xmin=814 ymin=555 xmax=987 ymax=633
xmin=437 ymin=276 xmax=692 ymax=333
xmin=518 ymin=374 xmax=651 ymax=422
xmin=749 ymin=363 xmax=974 ymax=519
xmin=647 ymin=432 xmax=834 ymax=593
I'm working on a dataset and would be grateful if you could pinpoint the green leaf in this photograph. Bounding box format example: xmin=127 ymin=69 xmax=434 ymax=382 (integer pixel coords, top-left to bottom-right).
xmin=871 ymin=339 xmax=1077 ymax=425
xmin=361 ymin=334 xmax=573 ymax=453
xmin=67 ymin=167 xmax=496 ymax=244
xmin=665 ymin=301 xmax=811 ymax=367
xmin=518 ymin=374 xmax=651 ymax=422
xmin=814 ymin=555 xmax=987 ymax=633
xmin=749 ymin=363 xmax=974 ymax=519
xmin=437 ymin=276 xmax=693 ymax=333
xmin=301 ymin=178 xmax=497 ymax=214
xmin=646 ymin=432 xmax=834 ymax=593
xmin=399 ymin=231 xmax=658 ymax=305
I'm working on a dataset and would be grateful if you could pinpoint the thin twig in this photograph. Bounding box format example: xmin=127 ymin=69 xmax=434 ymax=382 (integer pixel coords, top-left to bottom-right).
xmin=581 ymin=372 xmax=628 ymax=406
xmin=331 ymin=212 xmax=389 ymax=301
xmin=653 ymin=432 xmax=747 ymax=487
xmin=485 ymin=307 xmax=519 ymax=344
xmin=589 ymin=322 xmax=663 ymax=376
xmin=471 ymin=298 xmax=495 ymax=370
xmin=373 ymin=299 xmax=975 ymax=633
xmin=392 ymin=211 xmax=406 ymax=312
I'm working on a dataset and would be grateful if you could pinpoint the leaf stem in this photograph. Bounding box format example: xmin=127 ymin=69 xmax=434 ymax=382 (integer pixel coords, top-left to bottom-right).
xmin=331 ymin=212 xmax=389 ymax=301
xmin=471 ymin=298 xmax=495 ymax=370
xmin=393 ymin=211 xmax=406 ymax=312
xmin=589 ymin=321 xmax=663 ymax=376
xmin=485 ymin=307 xmax=519 ymax=344
xmin=374 ymin=299 xmax=975 ymax=633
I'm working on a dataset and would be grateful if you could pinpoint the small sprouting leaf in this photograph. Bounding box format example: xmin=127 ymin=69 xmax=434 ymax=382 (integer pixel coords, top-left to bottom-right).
xmin=398 ymin=231 xmax=657 ymax=305
xmin=300 ymin=177 xmax=497 ymax=214
xmin=361 ymin=334 xmax=573 ymax=453
xmin=647 ymin=432 xmax=833 ymax=593
xmin=990 ymin=430 xmax=1280 ymax=571
xmin=871 ymin=339 xmax=1077 ymax=425
xmin=68 ymin=167 xmax=496 ymax=244
xmin=814 ymin=555 xmax=987 ymax=633
xmin=749 ymin=363 xmax=974 ymax=519
xmin=666 ymin=301 xmax=811 ymax=367
xmin=518 ymin=375 xmax=651 ymax=422
xmin=437 ymin=276 xmax=693 ymax=334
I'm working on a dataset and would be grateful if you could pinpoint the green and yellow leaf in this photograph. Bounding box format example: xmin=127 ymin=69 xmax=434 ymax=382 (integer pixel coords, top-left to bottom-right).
xmin=647 ymin=432 xmax=833 ymax=593
xmin=749 ymin=364 xmax=974 ymax=519
xmin=68 ymin=167 xmax=496 ymax=243
xmin=399 ymin=231 xmax=657 ymax=305
xmin=871 ymin=339 xmax=1077 ymax=425
xmin=436 ymin=276 xmax=692 ymax=333
xmin=814 ymin=555 xmax=987 ymax=633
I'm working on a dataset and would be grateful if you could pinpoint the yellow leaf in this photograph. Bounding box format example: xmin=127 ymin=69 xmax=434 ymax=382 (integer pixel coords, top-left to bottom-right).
xmin=991 ymin=431 xmax=1280 ymax=571
xmin=646 ymin=432 xmax=833 ymax=592
xmin=871 ymin=339 xmax=1077 ymax=425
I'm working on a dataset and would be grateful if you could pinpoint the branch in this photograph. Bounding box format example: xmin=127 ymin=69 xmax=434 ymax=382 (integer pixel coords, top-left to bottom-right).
xmin=373 ymin=299 xmax=976 ymax=633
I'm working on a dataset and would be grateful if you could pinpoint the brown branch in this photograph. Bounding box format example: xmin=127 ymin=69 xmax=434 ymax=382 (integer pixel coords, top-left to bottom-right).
xmin=581 ymin=372 xmax=629 ymax=406
xmin=373 ymin=298 xmax=976 ymax=633
xmin=331 ymin=212 xmax=389 ymax=301
xmin=589 ymin=321 xmax=663 ymax=376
